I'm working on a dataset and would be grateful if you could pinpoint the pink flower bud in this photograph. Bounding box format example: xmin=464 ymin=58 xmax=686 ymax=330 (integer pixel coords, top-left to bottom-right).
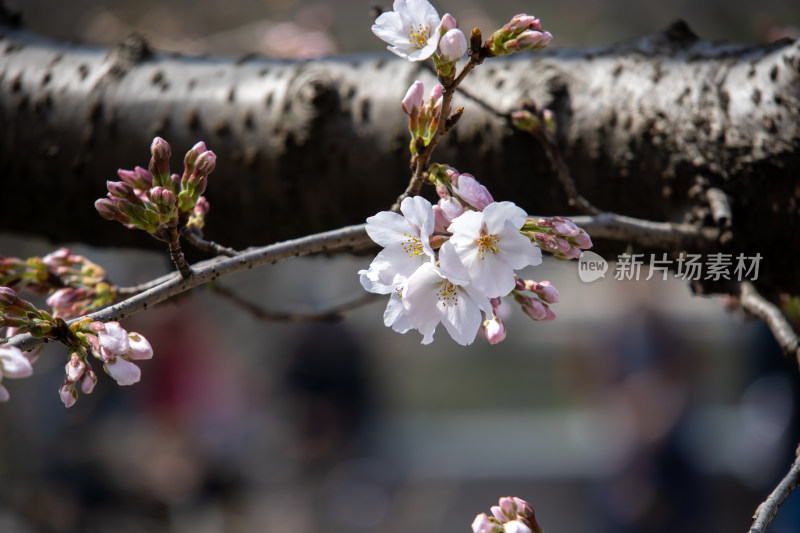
xmin=521 ymin=299 xmax=547 ymax=321
xmin=0 ymin=384 xmax=9 ymax=402
xmin=0 ymin=286 xmax=17 ymax=307
xmin=441 ymin=13 xmax=457 ymax=32
xmin=483 ymin=318 xmax=506 ymax=344
xmin=46 ymin=288 xmax=77 ymax=310
xmin=439 ymin=28 xmax=467 ymax=62
xmin=126 ymin=332 xmax=153 ymax=360
xmin=151 ymin=136 xmax=171 ymax=160
xmin=81 ymin=370 xmax=97 ymax=394
xmin=401 ymin=80 xmax=425 ymax=116
xmin=490 ymin=506 xmax=506 ymax=522
xmin=65 ymin=352 xmax=85 ymax=383
xmin=98 ymin=322 xmax=130 ymax=355
xmin=471 ymin=513 xmax=495 ymax=533
xmin=104 ymin=356 xmax=141 ymax=386
xmin=193 ymin=151 xmax=217 ymax=177
xmin=498 ymin=497 xmax=516 ymax=518
xmin=95 ymin=198 xmax=125 ymax=222
xmin=452 ymin=173 xmax=494 ymax=210
xmin=433 ymin=197 xmax=464 ymax=232
xmin=571 ymin=231 xmax=592 ymax=249
xmin=535 ymin=281 xmax=559 ymax=303
xmin=508 ymin=14 xmax=540 ymax=32
xmin=106 ymin=180 xmax=135 ymax=200
xmin=59 ymin=383 xmax=77 ymax=407
xmin=551 ymin=216 xmax=580 ymax=237
xmin=504 ymin=520 xmax=532 ymax=533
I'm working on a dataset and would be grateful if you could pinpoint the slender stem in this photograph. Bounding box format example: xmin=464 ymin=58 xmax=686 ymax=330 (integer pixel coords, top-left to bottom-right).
xmin=390 ymin=52 xmax=487 ymax=213
xmin=210 ymin=283 xmax=382 ymax=323
xmin=570 ymin=212 xmax=719 ymax=249
xmin=167 ymin=227 xmax=193 ymax=278
xmin=183 ymin=228 xmax=238 ymax=257
xmin=739 ymin=281 xmax=800 ymax=367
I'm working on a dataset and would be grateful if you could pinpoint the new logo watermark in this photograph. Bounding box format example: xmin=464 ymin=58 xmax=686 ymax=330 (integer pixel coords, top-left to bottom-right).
xmin=578 ymin=251 xmax=608 ymax=283
xmin=576 ymin=252 xmax=762 ymax=283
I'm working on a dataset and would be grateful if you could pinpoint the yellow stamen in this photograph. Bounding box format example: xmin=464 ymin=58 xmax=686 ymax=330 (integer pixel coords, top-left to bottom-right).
xmin=436 ymin=281 xmax=459 ymax=307
xmin=401 ymin=232 xmax=424 ymax=257
xmin=408 ymin=23 xmax=431 ymax=47
xmin=476 ymin=232 xmax=499 ymax=259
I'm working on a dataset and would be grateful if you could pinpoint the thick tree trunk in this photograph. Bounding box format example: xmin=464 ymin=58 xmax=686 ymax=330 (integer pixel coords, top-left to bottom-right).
xmin=1 ymin=22 xmax=799 ymax=291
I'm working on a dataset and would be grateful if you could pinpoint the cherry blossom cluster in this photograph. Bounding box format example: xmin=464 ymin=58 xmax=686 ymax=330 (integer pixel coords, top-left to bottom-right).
xmin=472 ymin=497 xmax=544 ymax=533
xmin=95 ymin=137 xmax=216 ymax=239
xmin=359 ymin=170 xmax=588 ymax=345
xmin=59 ymin=320 xmax=153 ymax=407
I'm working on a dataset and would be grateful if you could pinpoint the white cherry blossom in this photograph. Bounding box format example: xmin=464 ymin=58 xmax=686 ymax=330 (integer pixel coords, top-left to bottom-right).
xmin=402 ymin=242 xmax=491 ymax=345
xmin=448 ymin=201 xmax=542 ymax=298
xmin=359 ymin=195 xmax=435 ymax=293
xmin=371 ymin=0 xmax=442 ymax=61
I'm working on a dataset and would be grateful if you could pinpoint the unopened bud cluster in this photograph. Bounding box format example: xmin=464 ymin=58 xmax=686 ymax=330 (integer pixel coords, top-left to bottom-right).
xmin=59 ymin=319 xmax=154 ymax=407
xmin=523 ymin=216 xmax=593 ymax=260
xmin=472 ymin=497 xmax=544 ymax=533
xmin=510 ymin=108 xmax=556 ymax=136
xmin=95 ymin=137 xmax=216 ymax=240
xmin=402 ymin=81 xmax=445 ymax=155
xmin=486 ymin=14 xmax=552 ymax=56
xmin=1 ymin=286 xmax=60 ymax=337
xmin=2 ymin=249 xmax=118 ymax=320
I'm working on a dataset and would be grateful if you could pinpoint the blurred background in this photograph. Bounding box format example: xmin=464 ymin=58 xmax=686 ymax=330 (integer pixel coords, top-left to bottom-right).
xmin=2 ymin=1 xmax=800 ymax=532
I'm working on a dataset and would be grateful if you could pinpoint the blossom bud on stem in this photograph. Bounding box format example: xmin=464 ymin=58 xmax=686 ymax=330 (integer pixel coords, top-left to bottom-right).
xmin=149 ymin=137 xmax=172 ymax=188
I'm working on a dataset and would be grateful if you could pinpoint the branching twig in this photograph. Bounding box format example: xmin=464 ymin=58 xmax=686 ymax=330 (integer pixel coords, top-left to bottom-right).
xmin=571 ymin=212 xmax=719 ymax=250
xmin=210 ymin=283 xmax=382 ymax=323
xmin=749 ymin=445 xmax=800 ymax=533
xmin=390 ymin=46 xmax=490 ymax=213
xmin=739 ymin=282 xmax=800 ymax=367
xmin=7 ymin=224 xmax=372 ymax=352
xmin=536 ymin=127 xmax=601 ymax=215
xmin=183 ymin=228 xmax=238 ymax=257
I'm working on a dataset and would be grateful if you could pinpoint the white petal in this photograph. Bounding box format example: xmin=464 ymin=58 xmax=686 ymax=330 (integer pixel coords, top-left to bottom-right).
xmin=403 ymin=263 xmax=446 ymax=330
xmin=457 ymin=246 xmax=516 ymax=298
xmin=400 ymin=196 xmax=434 ymax=239
xmin=437 ymin=240 xmax=470 ymax=285
xmin=447 ymin=210 xmax=483 ymax=244
xmin=371 ymin=11 xmax=407 ymax=45
xmin=98 ymin=322 xmax=130 ymax=355
xmin=0 ymin=346 xmax=34 ymax=379
xmin=127 ymin=333 xmax=153 ymax=360
xmin=482 ymin=201 xmax=527 ymax=232
xmin=365 ymin=211 xmax=414 ymax=248
xmin=495 ymin=227 xmax=542 ymax=269
xmin=384 ymin=293 xmax=411 ymax=333
xmin=104 ymin=357 xmax=141 ymax=386
xmin=441 ymin=290 xmax=483 ymax=345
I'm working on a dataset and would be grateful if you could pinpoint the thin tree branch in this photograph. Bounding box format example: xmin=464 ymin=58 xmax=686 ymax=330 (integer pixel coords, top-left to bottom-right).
xmin=183 ymin=228 xmax=238 ymax=257
xmin=6 ymin=223 xmax=371 ymax=352
xmin=749 ymin=444 xmax=800 ymax=533
xmin=209 ymin=283 xmax=382 ymax=323
xmin=571 ymin=212 xmax=719 ymax=250
xmin=739 ymin=281 xmax=800 ymax=367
